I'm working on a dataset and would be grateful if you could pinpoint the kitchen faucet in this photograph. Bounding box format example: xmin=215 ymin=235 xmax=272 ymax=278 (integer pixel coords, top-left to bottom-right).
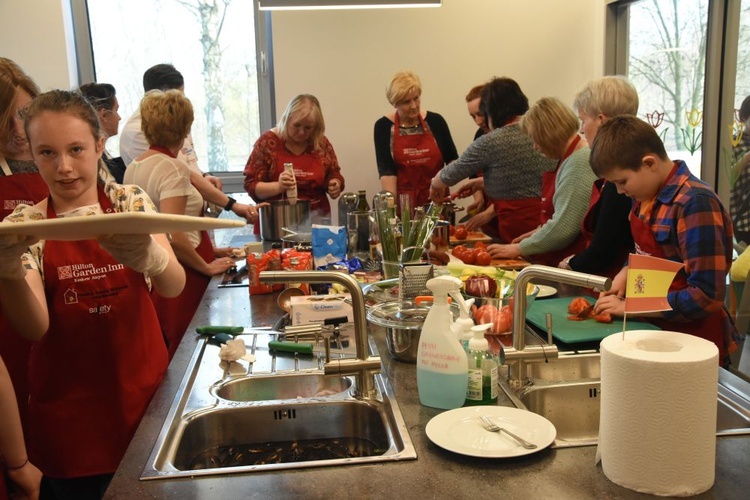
xmin=505 ymin=265 xmax=611 ymax=389
xmin=259 ymin=270 xmax=381 ymax=398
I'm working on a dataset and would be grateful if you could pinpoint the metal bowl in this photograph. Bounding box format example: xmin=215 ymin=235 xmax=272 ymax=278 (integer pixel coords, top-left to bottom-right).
xmin=259 ymin=200 xmax=311 ymax=241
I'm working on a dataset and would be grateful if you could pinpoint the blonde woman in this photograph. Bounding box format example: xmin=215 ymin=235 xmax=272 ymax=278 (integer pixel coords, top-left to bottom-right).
xmin=244 ymin=94 xmax=345 ymax=230
xmin=375 ymin=71 xmax=457 ymax=207
xmin=489 ymin=97 xmax=596 ymax=264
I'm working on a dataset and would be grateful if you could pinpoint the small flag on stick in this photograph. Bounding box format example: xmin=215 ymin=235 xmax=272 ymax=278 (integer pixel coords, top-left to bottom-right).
xmin=624 ymin=253 xmax=684 ymax=314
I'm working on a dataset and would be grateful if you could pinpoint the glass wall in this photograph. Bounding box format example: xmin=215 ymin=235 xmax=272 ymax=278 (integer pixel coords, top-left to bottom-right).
xmin=77 ymin=0 xmax=270 ymax=174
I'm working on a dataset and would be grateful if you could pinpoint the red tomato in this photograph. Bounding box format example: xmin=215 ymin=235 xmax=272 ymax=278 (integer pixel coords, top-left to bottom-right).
xmin=452 ymin=244 xmax=467 ymax=259
xmin=493 ymin=311 xmax=511 ymax=334
xmin=461 ymin=249 xmax=476 ymax=265
xmin=449 ymin=225 xmax=456 ymax=236
xmin=454 ymin=226 xmax=468 ymax=240
xmin=474 ymin=241 xmax=487 ymax=250
xmin=475 ymin=251 xmax=492 ymax=266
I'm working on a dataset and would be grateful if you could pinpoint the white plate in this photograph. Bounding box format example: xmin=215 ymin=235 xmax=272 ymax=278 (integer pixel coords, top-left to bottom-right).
xmin=535 ymin=284 xmax=558 ymax=298
xmin=425 ymin=406 xmax=556 ymax=458
xmin=0 ymin=212 xmax=246 ymax=241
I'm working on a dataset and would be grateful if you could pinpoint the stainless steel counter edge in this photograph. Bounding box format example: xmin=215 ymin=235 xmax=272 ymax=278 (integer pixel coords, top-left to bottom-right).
xmin=105 ymin=278 xmax=750 ymax=499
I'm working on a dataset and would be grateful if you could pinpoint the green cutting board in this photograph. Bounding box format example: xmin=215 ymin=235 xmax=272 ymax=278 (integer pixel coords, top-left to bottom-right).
xmin=525 ymin=296 xmax=661 ymax=343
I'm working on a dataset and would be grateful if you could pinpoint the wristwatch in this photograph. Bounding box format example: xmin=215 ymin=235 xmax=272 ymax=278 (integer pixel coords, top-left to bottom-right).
xmin=224 ymin=196 xmax=237 ymax=211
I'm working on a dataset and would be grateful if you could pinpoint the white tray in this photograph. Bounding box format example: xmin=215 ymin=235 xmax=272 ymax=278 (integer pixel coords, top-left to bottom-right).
xmin=0 ymin=212 xmax=245 ymax=241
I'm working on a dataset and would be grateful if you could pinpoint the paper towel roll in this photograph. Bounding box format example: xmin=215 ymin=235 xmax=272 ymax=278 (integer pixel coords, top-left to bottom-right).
xmin=598 ymin=330 xmax=718 ymax=496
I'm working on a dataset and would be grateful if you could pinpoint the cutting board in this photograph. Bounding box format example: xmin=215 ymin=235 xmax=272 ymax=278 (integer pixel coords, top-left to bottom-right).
xmin=449 ymin=230 xmax=492 ymax=245
xmin=525 ymin=296 xmax=660 ymax=343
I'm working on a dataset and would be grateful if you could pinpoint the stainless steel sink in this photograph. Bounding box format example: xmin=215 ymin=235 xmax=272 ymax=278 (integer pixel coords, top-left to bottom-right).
xmin=502 ymin=352 xmax=750 ymax=448
xmin=141 ymin=332 xmax=416 ymax=479
xmin=215 ymin=374 xmax=352 ymax=402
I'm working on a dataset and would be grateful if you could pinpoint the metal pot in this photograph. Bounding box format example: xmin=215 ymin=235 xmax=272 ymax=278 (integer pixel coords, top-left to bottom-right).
xmin=259 ymin=200 xmax=311 ymax=241
xmin=280 ymin=226 xmax=312 ymax=250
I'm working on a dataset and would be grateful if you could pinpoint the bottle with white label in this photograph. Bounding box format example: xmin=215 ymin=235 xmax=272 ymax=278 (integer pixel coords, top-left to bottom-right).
xmin=284 ymin=162 xmax=297 ymax=205
xmin=464 ymin=324 xmax=499 ymax=406
xmin=416 ymin=276 xmax=468 ymax=409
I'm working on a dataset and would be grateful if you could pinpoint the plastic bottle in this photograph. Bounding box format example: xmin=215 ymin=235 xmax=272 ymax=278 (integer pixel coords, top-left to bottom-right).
xmin=417 ymin=276 xmax=468 ymax=409
xmin=449 ymin=292 xmax=475 ymax=349
xmin=464 ymin=324 xmax=500 ymax=406
xmin=284 ymin=163 xmax=297 ymax=205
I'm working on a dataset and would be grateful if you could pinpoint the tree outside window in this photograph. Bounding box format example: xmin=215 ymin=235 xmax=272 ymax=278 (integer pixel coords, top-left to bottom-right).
xmin=87 ymin=0 xmax=261 ymax=172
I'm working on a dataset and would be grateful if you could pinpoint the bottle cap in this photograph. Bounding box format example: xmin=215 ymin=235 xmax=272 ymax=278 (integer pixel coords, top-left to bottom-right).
xmin=468 ymin=323 xmax=492 ymax=350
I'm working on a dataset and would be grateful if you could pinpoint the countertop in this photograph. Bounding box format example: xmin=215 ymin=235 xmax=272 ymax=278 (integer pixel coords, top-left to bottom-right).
xmin=105 ymin=279 xmax=750 ymax=499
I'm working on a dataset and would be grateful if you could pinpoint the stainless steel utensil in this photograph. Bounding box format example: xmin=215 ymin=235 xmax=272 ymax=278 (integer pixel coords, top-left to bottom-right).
xmin=276 ymin=287 xmax=306 ymax=313
xmin=479 ymin=415 xmax=537 ymax=449
xmin=258 ymin=200 xmax=311 ymax=241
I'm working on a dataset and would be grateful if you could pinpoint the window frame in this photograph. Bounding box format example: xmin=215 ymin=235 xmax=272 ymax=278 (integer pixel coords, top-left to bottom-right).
xmin=68 ymin=0 xmax=276 ymax=194
xmin=605 ymin=0 xmax=742 ymax=201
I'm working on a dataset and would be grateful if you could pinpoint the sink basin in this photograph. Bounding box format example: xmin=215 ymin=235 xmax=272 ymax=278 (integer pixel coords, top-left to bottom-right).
xmin=141 ymin=333 xmax=416 ymax=479
xmin=215 ymin=374 xmax=352 ymax=401
xmin=503 ymin=353 xmax=750 ymax=448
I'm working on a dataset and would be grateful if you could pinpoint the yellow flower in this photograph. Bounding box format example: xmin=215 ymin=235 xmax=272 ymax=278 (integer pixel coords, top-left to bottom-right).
xmin=730 ymin=120 xmax=744 ymax=148
xmin=686 ymin=108 xmax=703 ymax=128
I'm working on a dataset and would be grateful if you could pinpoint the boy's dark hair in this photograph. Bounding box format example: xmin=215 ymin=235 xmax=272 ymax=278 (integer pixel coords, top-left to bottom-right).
xmin=590 ymin=115 xmax=668 ymax=176
xmin=142 ymin=64 xmax=184 ymax=92
xmin=480 ymin=77 xmax=528 ymax=129
xmin=740 ymin=95 xmax=750 ymax=123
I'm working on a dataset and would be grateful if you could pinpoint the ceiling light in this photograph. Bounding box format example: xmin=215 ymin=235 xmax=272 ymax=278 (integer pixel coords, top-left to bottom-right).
xmin=258 ymin=0 xmax=442 ymax=10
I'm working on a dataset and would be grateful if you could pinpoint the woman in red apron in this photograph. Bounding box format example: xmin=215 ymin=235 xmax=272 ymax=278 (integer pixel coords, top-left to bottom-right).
xmin=0 ymin=67 xmax=48 ymax=499
xmin=591 ymin=117 xmax=737 ymax=366
xmin=375 ymin=71 xmax=458 ymax=208
xmin=486 ymin=98 xmax=595 ymax=262
xmin=0 ymin=90 xmax=184 ymax=498
xmin=244 ymin=94 xmax=345 ymax=233
xmin=125 ymin=90 xmax=236 ymax=360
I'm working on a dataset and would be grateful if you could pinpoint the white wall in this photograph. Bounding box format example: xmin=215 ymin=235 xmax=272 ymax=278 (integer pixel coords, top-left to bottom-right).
xmin=1 ymin=0 xmax=606 ymax=212
xmin=0 ymin=0 xmax=78 ymax=91
xmin=272 ymin=0 xmax=606 ymax=213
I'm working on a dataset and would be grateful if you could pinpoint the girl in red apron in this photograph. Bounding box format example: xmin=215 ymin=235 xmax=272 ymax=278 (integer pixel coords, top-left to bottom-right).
xmin=243 ymin=94 xmax=345 ymax=234
xmin=0 ymin=90 xmax=184 ymax=499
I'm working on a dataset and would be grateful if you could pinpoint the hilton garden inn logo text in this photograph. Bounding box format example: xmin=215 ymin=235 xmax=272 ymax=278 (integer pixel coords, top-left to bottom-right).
xmin=57 ymin=262 xmax=124 ymax=282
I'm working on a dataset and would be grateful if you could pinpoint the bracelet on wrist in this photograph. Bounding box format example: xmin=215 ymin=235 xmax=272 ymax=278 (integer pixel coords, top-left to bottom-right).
xmin=5 ymin=458 xmax=28 ymax=470
xmin=224 ymin=196 xmax=237 ymax=211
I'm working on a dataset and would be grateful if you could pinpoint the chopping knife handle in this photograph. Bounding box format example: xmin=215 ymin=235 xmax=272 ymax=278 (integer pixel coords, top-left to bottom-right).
xmin=196 ymin=325 xmax=244 ymax=334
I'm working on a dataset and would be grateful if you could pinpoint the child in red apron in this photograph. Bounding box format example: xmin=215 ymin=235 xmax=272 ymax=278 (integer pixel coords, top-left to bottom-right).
xmin=0 ymin=90 xmax=184 ymax=498
xmin=591 ymin=116 xmax=738 ymax=366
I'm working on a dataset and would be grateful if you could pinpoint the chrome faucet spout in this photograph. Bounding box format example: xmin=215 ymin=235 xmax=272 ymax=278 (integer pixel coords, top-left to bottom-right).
xmin=507 ymin=265 xmax=611 ymax=389
xmin=259 ymin=270 xmax=380 ymax=398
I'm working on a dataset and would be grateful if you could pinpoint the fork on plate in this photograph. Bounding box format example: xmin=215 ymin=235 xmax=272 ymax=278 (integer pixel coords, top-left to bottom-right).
xmin=478 ymin=415 xmax=537 ymax=449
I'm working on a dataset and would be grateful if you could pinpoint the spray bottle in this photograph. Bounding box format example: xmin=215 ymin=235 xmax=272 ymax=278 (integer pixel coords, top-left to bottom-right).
xmin=449 ymin=292 xmax=475 ymax=349
xmin=416 ymin=276 xmax=468 ymax=409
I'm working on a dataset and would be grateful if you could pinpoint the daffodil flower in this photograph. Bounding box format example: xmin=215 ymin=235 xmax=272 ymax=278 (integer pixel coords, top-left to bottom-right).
xmin=686 ymin=108 xmax=703 ymax=128
xmin=730 ymin=120 xmax=744 ymax=148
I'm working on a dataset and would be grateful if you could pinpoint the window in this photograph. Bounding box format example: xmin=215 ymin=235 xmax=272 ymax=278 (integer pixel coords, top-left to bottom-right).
xmin=70 ymin=0 xmax=274 ymax=183
xmin=626 ymin=0 xmax=709 ymax=178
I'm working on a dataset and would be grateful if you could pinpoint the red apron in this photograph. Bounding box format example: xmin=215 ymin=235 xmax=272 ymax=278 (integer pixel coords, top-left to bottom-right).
xmin=532 ymin=136 xmax=587 ymax=266
xmin=252 ymin=138 xmax=332 ymax=234
xmin=392 ymin=113 xmax=445 ymax=207
xmin=27 ymin=187 xmax=167 ymax=478
xmin=491 ymin=197 xmax=541 ymax=244
xmin=0 ymin=159 xmax=49 ymax=496
xmin=629 ymin=189 xmax=733 ymax=364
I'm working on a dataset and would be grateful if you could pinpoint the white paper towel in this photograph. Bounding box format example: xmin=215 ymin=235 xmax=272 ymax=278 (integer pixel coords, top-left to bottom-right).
xmin=598 ymin=330 xmax=718 ymax=496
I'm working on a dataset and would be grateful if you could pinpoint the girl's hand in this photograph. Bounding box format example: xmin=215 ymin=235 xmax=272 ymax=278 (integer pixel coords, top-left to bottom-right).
xmin=594 ymin=294 xmax=625 ymax=316
xmin=206 ymin=257 xmax=237 ymax=276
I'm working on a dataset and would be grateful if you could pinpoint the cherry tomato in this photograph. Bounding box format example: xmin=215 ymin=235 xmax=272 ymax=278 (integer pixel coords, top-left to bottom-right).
xmin=454 ymin=226 xmax=468 ymax=240
xmin=475 ymin=251 xmax=492 ymax=266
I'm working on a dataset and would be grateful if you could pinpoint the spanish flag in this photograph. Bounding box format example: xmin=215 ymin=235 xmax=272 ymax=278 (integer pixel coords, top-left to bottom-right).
xmin=625 ymin=253 xmax=684 ymax=313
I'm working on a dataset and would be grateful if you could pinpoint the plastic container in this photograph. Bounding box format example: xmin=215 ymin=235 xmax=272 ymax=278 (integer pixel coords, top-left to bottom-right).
xmin=464 ymin=324 xmax=500 ymax=406
xmin=284 ymin=163 xmax=297 ymax=205
xmin=449 ymin=291 xmax=475 ymax=349
xmin=416 ymin=276 xmax=468 ymax=409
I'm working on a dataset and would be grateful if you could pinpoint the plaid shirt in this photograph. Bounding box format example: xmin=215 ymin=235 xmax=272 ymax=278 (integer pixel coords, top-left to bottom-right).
xmin=634 ymin=160 xmax=733 ymax=322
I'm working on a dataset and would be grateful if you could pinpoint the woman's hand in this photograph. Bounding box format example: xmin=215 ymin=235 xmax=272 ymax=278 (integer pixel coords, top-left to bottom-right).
xmin=466 ymin=190 xmax=485 ymax=214
xmin=206 ymin=257 xmax=237 ymax=276
xmin=594 ymin=294 xmax=625 ymax=317
xmin=511 ymin=228 xmax=537 ymax=244
xmin=429 ymin=173 xmax=449 ymax=202
xmin=487 ymin=243 xmax=522 ymax=259
xmin=6 ymin=460 xmax=42 ymax=500
xmin=327 ymin=179 xmax=342 ymax=199
xmin=465 ymin=206 xmax=495 ymax=231
xmin=278 ymin=169 xmax=296 ymax=191
xmin=231 ymin=202 xmax=260 ymax=224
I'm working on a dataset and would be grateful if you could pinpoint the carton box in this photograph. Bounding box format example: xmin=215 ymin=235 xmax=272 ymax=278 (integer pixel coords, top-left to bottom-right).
xmin=290 ymin=294 xmax=353 ymax=326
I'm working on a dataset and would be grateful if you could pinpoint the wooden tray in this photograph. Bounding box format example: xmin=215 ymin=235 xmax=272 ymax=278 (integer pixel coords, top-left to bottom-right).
xmin=525 ymin=296 xmax=660 ymax=343
xmin=490 ymin=257 xmax=530 ymax=269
